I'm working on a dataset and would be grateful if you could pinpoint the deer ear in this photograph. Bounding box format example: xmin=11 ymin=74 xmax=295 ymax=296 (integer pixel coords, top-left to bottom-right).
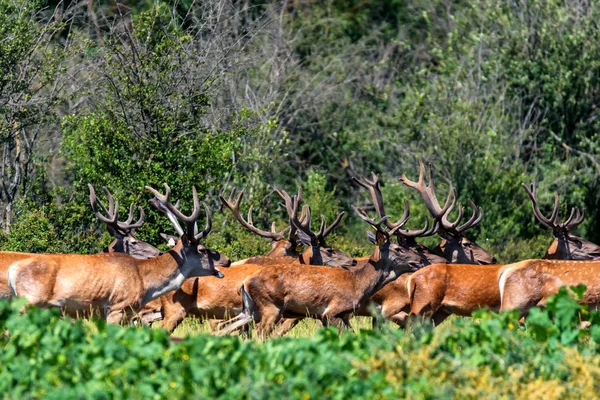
xmin=366 ymin=230 xmax=377 ymax=245
xmin=160 ymin=233 xmax=179 ymax=247
xmin=297 ymin=231 xmax=312 ymax=246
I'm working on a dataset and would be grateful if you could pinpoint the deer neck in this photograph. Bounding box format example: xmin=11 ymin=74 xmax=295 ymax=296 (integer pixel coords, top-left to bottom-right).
xmin=434 ymin=239 xmax=463 ymax=263
xmin=350 ymin=260 xmax=389 ymax=302
xmin=267 ymin=240 xmax=297 ymax=257
xmin=299 ymin=246 xmax=317 ymax=265
xmin=137 ymin=243 xmax=188 ymax=304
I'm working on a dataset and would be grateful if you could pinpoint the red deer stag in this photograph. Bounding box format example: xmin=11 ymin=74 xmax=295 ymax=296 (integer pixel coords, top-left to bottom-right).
xmin=499 ymin=184 xmax=600 ymax=317
xmin=0 ymin=185 xmax=163 ymax=300
xmin=157 ymin=188 xmax=355 ymax=333
xmin=218 ymin=205 xmax=423 ymax=338
xmin=7 ymin=184 xmax=230 ymax=323
xmin=352 ymin=172 xmax=446 ymax=327
xmin=400 ymin=161 xmax=500 ymax=325
xmin=400 ymin=160 xmax=495 ymax=264
xmin=522 ymin=183 xmax=600 ymax=260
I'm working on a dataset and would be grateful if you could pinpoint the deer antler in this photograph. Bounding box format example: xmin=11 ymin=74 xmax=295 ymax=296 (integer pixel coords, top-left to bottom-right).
xmin=273 ymin=187 xmax=306 ymax=243
xmin=400 ymin=161 xmax=454 ymax=221
xmin=354 ymin=172 xmax=433 ymax=238
xmin=220 ymin=187 xmax=287 ymax=241
xmin=148 ymin=196 xmax=184 ymax=237
xmin=455 ymin=200 xmax=484 ymax=233
xmin=353 ymin=206 xmax=391 ymax=240
xmin=522 ymin=183 xmax=585 ymax=233
xmin=353 ymin=204 xmax=408 ymax=239
xmin=88 ymin=184 xmax=145 ymax=236
xmin=401 ymin=161 xmax=483 ymax=235
xmin=352 ymin=172 xmax=408 ymax=230
xmin=145 ymin=184 xmax=210 ymax=242
xmin=276 ymin=188 xmax=344 ymax=246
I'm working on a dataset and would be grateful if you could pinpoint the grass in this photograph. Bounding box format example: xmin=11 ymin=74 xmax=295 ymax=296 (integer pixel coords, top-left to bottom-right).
xmin=169 ymin=316 xmax=379 ymax=339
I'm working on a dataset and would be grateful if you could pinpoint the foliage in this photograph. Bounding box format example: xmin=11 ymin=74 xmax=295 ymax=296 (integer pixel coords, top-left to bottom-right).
xmin=2 ymin=286 xmax=600 ymax=398
xmin=0 ymin=0 xmax=66 ymax=231
xmin=0 ymin=0 xmax=598 ymax=262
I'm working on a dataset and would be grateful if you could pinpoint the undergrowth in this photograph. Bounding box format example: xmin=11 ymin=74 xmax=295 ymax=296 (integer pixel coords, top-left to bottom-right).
xmin=2 ymin=286 xmax=599 ymax=399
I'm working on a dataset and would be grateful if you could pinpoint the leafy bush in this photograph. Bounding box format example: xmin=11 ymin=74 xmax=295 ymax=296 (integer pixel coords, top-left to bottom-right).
xmin=2 ymin=286 xmax=600 ymax=398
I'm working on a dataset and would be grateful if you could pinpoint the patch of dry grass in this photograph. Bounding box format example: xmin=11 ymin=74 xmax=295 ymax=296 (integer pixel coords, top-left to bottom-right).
xmin=167 ymin=315 xmax=377 ymax=339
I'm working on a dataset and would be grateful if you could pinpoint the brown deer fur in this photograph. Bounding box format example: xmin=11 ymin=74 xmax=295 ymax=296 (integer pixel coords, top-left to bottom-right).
xmin=0 ymin=252 xmax=36 ymax=299
xmin=406 ymin=263 xmax=510 ymax=325
xmin=8 ymin=240 xmax=230 ymax=323
xmin=499 ymin=259 xmax=600 ymax=317
xmin=156 ymin=188 xmax=355 ymax=333
xmin=217 ymin=211 xmax=423 ymax=337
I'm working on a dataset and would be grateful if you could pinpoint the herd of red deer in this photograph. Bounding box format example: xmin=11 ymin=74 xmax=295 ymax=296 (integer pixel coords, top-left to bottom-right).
xmin=2 ymin=161 xmax=600 ymax=338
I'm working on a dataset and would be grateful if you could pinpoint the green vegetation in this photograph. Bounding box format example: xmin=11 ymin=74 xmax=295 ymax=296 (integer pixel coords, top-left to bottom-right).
xmin=2 ymin=0 xmax=600 ymax=397
xmin=2 ymin=287 xmax=600 ymax=398
xmin=0 ymin=0 xmax=596 ymax=261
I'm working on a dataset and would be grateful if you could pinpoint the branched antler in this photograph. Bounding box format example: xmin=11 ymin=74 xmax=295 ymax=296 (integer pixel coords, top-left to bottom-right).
xmin=88 ymin=184 xmax=145 ymax=236
xmin=401 ymin=161 xmax=483 ymax=235
xmin=353 ymin=172 xmax=432 ymax=238
xmin=276 ymin=188 xmax=344 ymax=246
xmin=522 ymin=183 xmax=585 ymax=233
xmin=145 ymin=184 xmax=211 ymax=242
xmin=220 ymin=187 xmax=288 ymax=241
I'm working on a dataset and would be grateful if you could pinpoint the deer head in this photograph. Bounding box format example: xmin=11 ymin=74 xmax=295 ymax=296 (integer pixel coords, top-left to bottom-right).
xmin=353 ymin=207 xmax=422 ymax=286
xmin=353 ymin=172 xmax=447 ymax=266
xmin=88 ymin=184 xmax=162 ymax=260
xmin=522 ymin=183 xmax=600 ymax=260
xmin=277 ymin=188 xmax=356 ymax=267
xmin=145 ymin=184 xmax=230 ymax=278
xmin=400 ymin=161 xmax=496 ymax=264
xmin=220 ymin=187 xmax=305 ymax=257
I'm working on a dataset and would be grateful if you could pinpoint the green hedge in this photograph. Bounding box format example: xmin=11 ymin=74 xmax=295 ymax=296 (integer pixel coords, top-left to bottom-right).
xmin=3 ymin=286 xmax=600 ymax=398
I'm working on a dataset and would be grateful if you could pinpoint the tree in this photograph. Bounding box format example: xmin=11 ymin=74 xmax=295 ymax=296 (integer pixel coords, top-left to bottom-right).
xmin=0 ymin=0 xmax=65 ymax=232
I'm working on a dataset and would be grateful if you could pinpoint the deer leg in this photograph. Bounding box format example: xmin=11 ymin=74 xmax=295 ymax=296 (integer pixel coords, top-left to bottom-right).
xmin=386 ymin=311 xmax=409 ymax=328
xmin=431 ymin=310 xmax=450 ymax=327
xmin=409 ymin=277 xmax=444 ymax=320
xmin=322 ymin=315 xmax=351 ymax=333
xmin=207 ymin=319 xmax=222 ymax=332
xmin=255 ymin=305 xmax=281 ymax=339
xmin=160 ymin=305 xmax=187 ymax=333
xmin=159 ymin=291 xmax=192 ymax=333
xmin=380 ymin=297 xmax=411 ymax=328
xmin=106 ymin=309 xmax=126 ymax=324
xmin=272 ymin=318 xmax=300 ymax=336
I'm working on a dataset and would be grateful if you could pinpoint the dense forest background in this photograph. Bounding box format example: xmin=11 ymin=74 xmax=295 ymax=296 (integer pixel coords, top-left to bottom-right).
xmin=1 ymin=0 xmax=599 ymax=262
